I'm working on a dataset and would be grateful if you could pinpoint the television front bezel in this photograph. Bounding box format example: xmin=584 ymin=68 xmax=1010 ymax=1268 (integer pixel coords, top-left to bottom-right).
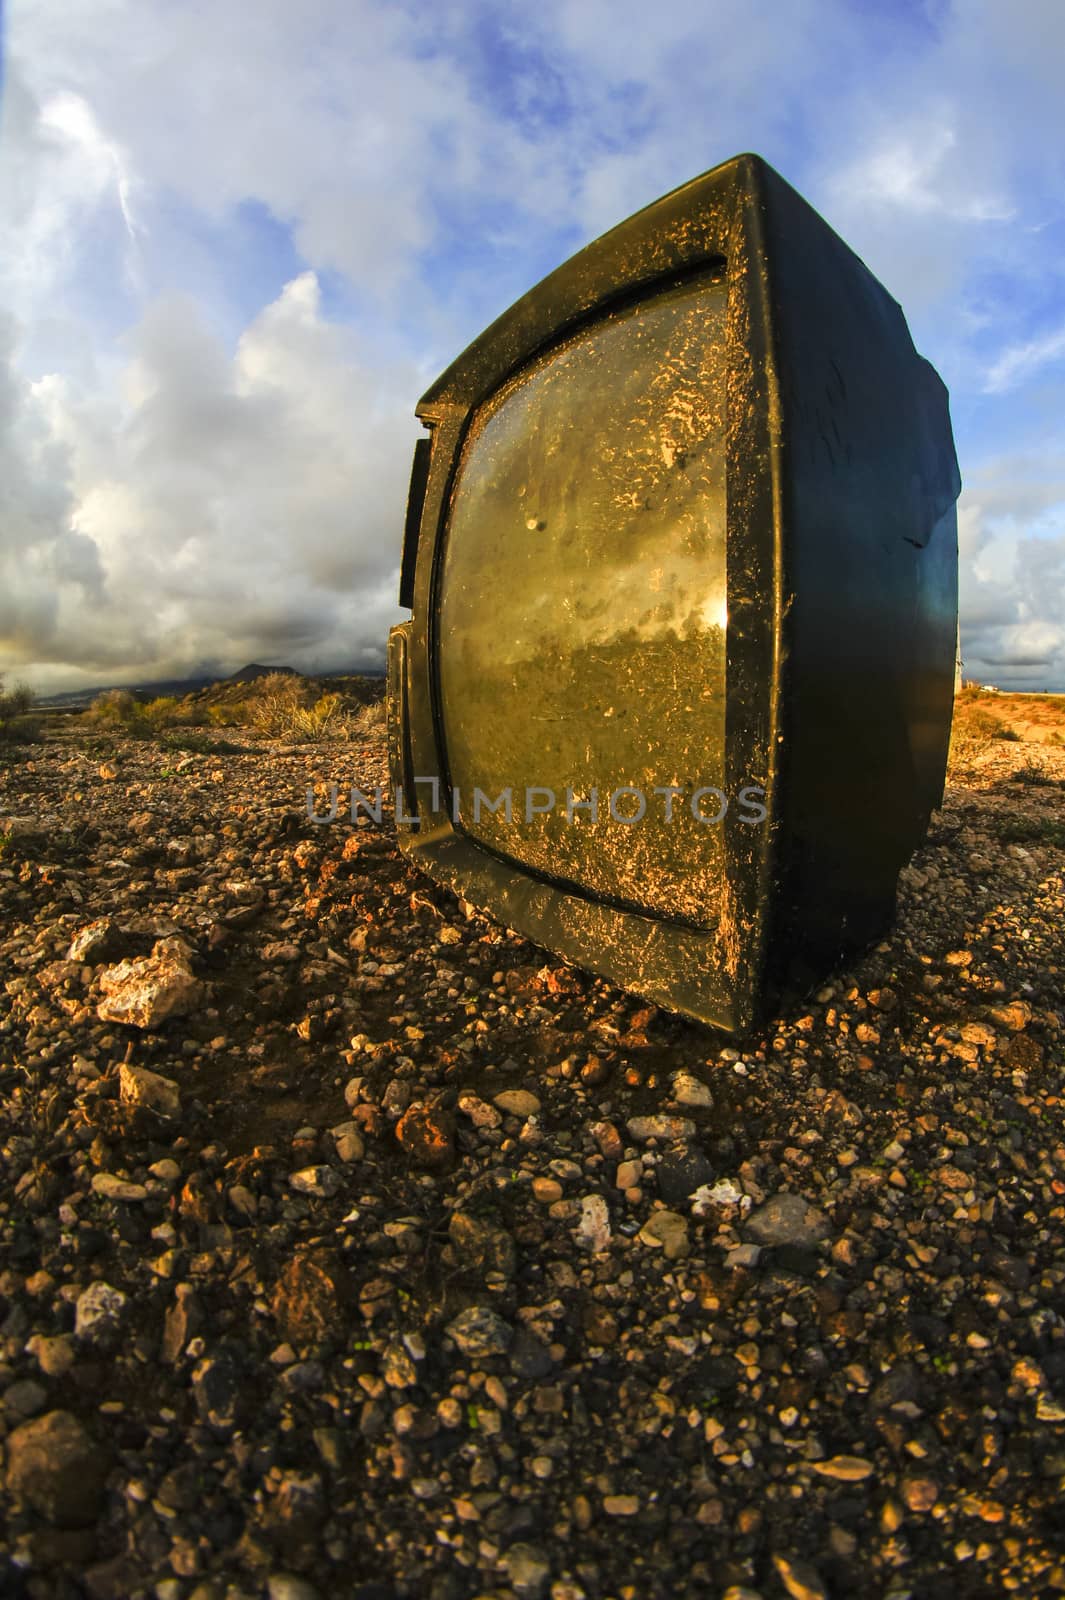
xmin=388 ymin=152 xmax=786 ymax=1033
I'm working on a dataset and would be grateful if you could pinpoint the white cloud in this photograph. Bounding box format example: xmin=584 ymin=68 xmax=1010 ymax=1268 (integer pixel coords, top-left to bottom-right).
xmin=0 ymin=274 xmax=419 ymax=688
xmin=983 ymin=324 xmax=1065 ymax=394
xmin=2 ymin=0 xmax=1065 ymax=695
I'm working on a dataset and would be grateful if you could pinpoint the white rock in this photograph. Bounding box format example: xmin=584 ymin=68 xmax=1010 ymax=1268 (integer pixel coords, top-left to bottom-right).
xmin=574 ymin=1194 xmax=612 ymax=1253
xmin=672 ymin=1070 xmax=714 ymax=1108
xmin=97 ymin=941 xmax=202 ymax=1029
xmin=288 ymin=1166 xmax=343 ymax=1198
xmin=75 ymin=1282 xmax=127 ymax=1343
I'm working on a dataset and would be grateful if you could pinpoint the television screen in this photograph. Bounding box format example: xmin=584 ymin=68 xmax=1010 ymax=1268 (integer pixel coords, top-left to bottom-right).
xmin=437 ymin=269 xmax=728 ymax=923
xmin=388 ymin=152 xmax=960 ymax=1035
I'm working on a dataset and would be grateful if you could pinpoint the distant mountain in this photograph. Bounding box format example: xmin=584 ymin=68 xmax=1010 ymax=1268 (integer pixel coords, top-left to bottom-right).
xmin=35 ymin=675 xmax=216 ymax=710
xmin=35 ymin=662 xmax=385 ymax=711
xmin=225 ymin=663 xmax=300 ymax=685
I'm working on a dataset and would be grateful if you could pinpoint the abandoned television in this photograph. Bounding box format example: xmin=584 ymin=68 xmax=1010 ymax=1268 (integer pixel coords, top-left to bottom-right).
xmin=387 ymin=152 xmax=960 ymax=1035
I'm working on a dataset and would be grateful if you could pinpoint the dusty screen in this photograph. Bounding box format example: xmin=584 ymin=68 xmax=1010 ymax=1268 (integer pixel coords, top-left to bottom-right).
xmin=436 ymin=274 xmax=728 ymax=924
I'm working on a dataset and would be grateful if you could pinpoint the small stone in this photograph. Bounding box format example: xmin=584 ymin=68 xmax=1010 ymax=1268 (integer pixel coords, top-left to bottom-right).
xmin=637 ymin=1210 xmax=689 ymax=1259
xmin=119 ymin=1063 xmax=181 ymax=1119
xmin=811 ymin=1455 xmax=875 ymax=1481
xmin=655 ymin=1148 xmax=715 ymax=1203
xmin=91 ymin=1172 xmax=148 ymax=1202
xmin=901 ymin=1476 xmax=939 ymax=1511
xmin=272 ymin=1252 xmax=349 ymax=1346
xmin=266 ymin=1575 xmax=320 ymax=1600
xmin=603 ymin=1494 xmax=640 ymax=1516
xmin=191 ymin=1351 xmax=240 ymax=1431
xmin=671 ymin=1070 xmax=713 ymax=1107
xmin=5 ymin=1409 xmax=110 ymax=1527
xmin=66 ymin=918 xmax=119 ymax=963
xmin=288 ymin=1166 xmax=343 ymax=1198
xmin=493 ymin=1089 xmax=541 ymax=1117
xmin=395 ymin=1102 xmax=454 ymax=1168
xmin=448 ymin=1211 xmax=517 ymax=1280
xmin=457 ymin=1092 xmax=502 ymax=1130
xmin=228 ymin=1184 xmax=258 ymax=1218
xmin=590 ymin=1120 xmax=623 ymax=1159
xmin=626 ymin=1115 xmax=696 ymax=1143
xmin=988 ymin=1000 xmax=1031 ymax=1031
xmin=533 ymin=1177 xmax=563 ymax=1203
xmin=725 ymin=1243 xmax=762 ymax=1270
xmin=330 ymin=1121 xmax=365 ymax=1163
xmin=75 ymin=1281 xmax=127 ymax=1344
xmin=381 ymin=1344 xmax=417 ymax=1388
xmin=745 ymin=1193 xmax=829 ymax=1248
xmin=772 ymin=1553 xmax=828 ymax=1600
xmin=574 ymin=1194 xmax=612 ymax=1253
xmin=160 ymin=1283 xmax=201 ymax=1365
xmin=25 ymin=1334 xmax=76 ymax=1378
xmin=501 ymin=1541 xmax=552 ymax=1597
xmin=2 ymin=1379 xmax=48 ymax=1418
xmin=445 ymin=1305 xmax=514 ymax=1358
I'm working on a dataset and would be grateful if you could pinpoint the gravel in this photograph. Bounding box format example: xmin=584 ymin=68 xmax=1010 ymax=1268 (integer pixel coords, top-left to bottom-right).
xmin=0 ymin=717 xmax=1063 ymax=1597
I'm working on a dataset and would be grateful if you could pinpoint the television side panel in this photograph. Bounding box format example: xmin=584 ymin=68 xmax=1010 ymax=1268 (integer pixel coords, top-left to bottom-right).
xmin=755 ymin=163 xmax=960 ymax=971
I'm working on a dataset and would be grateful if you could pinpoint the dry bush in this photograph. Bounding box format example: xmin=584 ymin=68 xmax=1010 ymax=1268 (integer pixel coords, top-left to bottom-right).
xmin=351 ymin=697 xmax=387 ymax=737
xmin=0 ymin=678 xmax=41 ymax=744
xmin=85 ymin=688 xmax=140 ymax=725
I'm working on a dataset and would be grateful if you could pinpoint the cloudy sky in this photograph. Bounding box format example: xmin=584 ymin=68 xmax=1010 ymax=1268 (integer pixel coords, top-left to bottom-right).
xmin=1 ymin=0 xmax=1064 ymax=696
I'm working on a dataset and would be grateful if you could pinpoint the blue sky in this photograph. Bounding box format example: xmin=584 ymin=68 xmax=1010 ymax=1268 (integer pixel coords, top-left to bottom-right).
xmin=1 ymin=0 xmax=1064 ymax=693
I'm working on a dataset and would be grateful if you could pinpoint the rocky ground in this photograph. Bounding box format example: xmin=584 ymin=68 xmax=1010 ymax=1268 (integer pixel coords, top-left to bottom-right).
xmin=0 ymin=710 xmax=1063 ymax=1600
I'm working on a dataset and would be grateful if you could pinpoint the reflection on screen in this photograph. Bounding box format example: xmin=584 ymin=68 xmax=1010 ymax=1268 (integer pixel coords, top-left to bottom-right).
xmin=437 ymin=274 xmax=728 ymax=924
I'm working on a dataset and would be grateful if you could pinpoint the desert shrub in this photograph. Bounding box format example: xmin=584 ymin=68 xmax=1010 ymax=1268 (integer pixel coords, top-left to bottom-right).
xmin=998 ymin=816 xmax=1065 ymax=849
xmin=0 ymin=678 xmax=42 ymax=745
xmin=1011 ymin=759 xmax=1054 ymax=786
xmin=208 ymin=701 xmax=249 ymax=728
xmin=85 ymin=688 xmax=140 ymax=724
xmin=246 ymin=674 xmax=310 ymax=736
xmin=993 ymin=724 xmax=1021 ymax=742
xmin=352 ymin=697 xmax=388 ymax=736
xmin=142 ymin=696 xmax=182 ymax=729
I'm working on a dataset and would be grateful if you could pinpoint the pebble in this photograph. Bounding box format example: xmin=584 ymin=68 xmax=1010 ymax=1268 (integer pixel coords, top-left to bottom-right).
xmin=5 ymin=1409 xmax=110 ymax=1527
xmin=772 ymin=1553 xmax=828 ymax=1600
xmin=574 ymin=1194 xmax=612 ymax=1253
xmin=636 ymin=1209 xmax=690 ymax=1259
xmin=603 ymin=1494 xmax=640 ymax=1516
xmin=91 ymin=1172 xmax=149 ymax=1202
xmin=493 ymin=1089 xmax=541 ymax=1117
xmin=288 ymin=1166 xmax=343 ymax=1198
xmin=445 ymin=1305 xmax=514 ymax=1358
xmin=811 ymin=1455 xmax=875 ymax=1481
xmin=74 ymin=1281 xmax=127 ymax=1344
xmin=626 ymin=1115 xmax=696 ymax=1143
xmin=671 ymin=1070 xmax=714 ymax=1107
xmin=745 ymin=1193 xmax=829 ymax=1247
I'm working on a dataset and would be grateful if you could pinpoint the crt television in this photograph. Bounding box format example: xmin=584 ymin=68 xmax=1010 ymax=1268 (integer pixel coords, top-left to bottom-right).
xmin=387 ymin=152 xmax=960 ymax=1036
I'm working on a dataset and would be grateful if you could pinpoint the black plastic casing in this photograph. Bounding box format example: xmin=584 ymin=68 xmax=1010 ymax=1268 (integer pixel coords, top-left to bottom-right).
xmin=387 ymin=152 xmax=960 ymax=1035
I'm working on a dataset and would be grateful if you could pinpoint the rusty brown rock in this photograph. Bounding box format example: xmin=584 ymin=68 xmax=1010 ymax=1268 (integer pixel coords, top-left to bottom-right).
xmin=5 ymin=1410 xmax=110 ymax=1527
xmin=395 ymin=1102 xmax=454 ymax=1168
xmin=272 ymin=1251 xmax=350 ymax=1346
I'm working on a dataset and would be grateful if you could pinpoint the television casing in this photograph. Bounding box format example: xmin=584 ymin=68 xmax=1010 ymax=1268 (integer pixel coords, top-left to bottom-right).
xmin=387 ymin=152 xmax=960 ymax=1035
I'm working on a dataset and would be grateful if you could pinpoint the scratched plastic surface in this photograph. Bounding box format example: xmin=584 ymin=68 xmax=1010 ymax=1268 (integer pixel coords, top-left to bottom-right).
xmin=437 ymin=273 xmax=728 ymax=924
